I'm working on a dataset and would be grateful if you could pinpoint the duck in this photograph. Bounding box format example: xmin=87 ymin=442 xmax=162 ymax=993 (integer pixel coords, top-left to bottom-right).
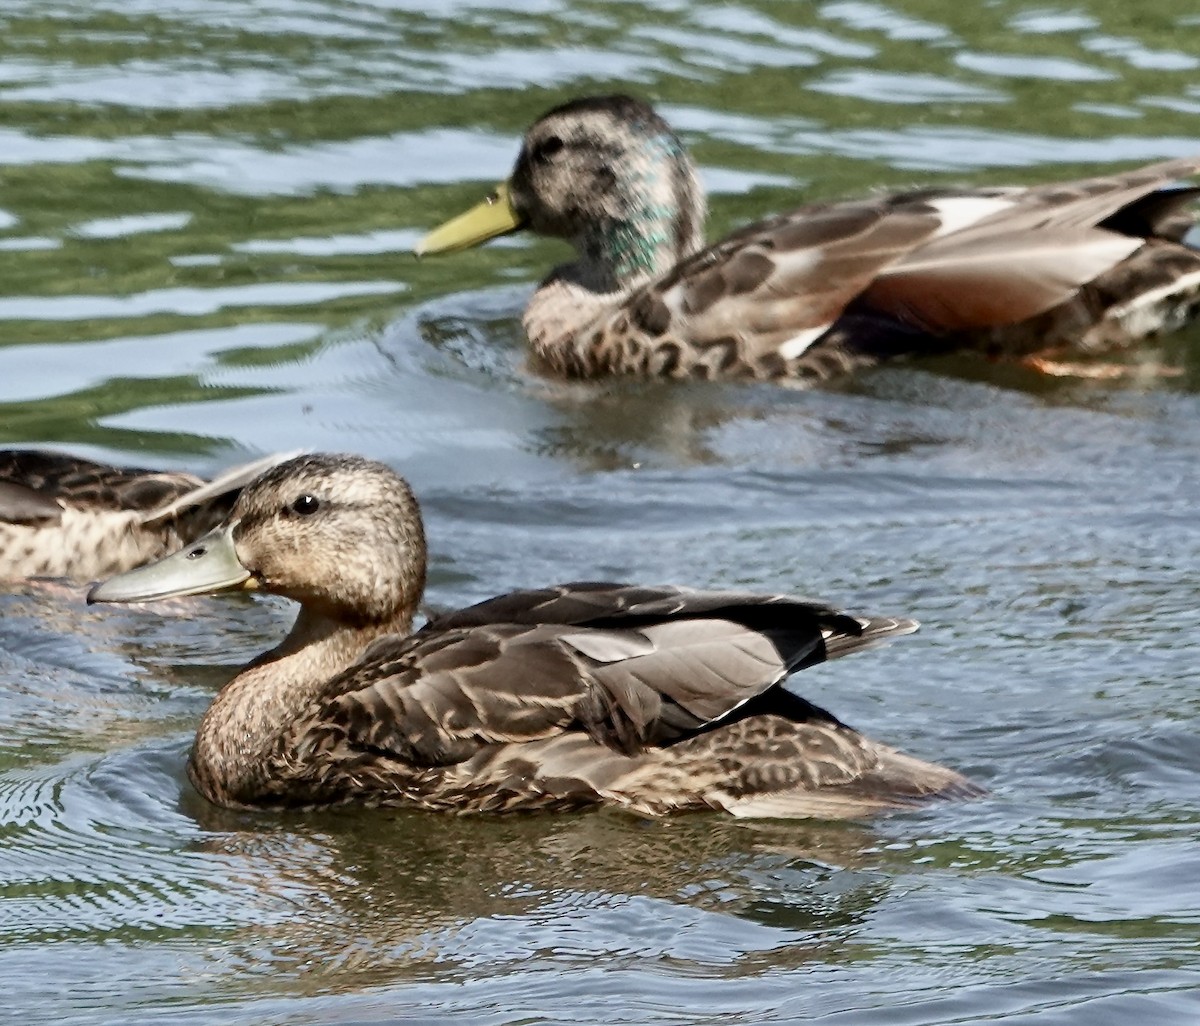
xmin=0 ymin=449 xmax=289 ymax=581
xmin=88 ymin=452 xmax=979 ymax=817
xmin=416 ymin=94 xmax=1200 ymax=382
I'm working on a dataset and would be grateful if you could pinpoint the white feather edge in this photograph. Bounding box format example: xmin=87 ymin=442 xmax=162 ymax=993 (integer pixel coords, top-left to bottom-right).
xmin=883 ymin=229 xmax=1143 ymax=281
xmin=778 ymin=324 xmax=833 ymax=360
xmin=140 ymin=451 xmax=301 ymax=524
xmin=926 ymin=195 xmax=1016 ymax=239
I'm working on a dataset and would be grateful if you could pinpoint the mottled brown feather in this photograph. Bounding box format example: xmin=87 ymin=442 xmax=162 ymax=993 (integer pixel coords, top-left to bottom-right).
xmin=0 ymin=479 xmax=65 ymax=525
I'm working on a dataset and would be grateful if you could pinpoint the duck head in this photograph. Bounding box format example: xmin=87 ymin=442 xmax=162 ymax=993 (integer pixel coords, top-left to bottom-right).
xmin=88 ymin=454 xmax=427 ymax=628
xmin=417 ymin=95 xmax=707 ymax=291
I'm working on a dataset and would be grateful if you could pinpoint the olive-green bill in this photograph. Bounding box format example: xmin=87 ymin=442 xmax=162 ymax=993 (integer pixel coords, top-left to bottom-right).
xmin=87 ymin=522 xmax=256 ymax=604
xmin=414 ymin=181 xmax=523 ymax=256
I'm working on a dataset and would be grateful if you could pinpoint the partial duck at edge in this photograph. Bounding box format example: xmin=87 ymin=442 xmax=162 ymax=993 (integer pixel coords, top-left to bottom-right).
xmin=0 ymin=450 xmax=289 ymax=581
xmin=418 ymin=94 xmax=1200 ymax=382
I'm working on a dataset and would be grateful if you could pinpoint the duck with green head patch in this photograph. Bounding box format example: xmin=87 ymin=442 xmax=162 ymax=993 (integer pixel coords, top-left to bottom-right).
xmin=89 ymin=452 xmax=980 ymax=817
xmin=417 ymin=94 xmax=1200 ymax=382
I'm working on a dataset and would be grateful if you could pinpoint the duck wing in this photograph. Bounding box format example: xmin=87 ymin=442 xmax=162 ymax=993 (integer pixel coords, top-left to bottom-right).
xmin=0 ymin=480 xmax=64 ymax=525
xmin=0 ymin=450 xmax=203 ymax=526
xmin=318 ymin=586 xmax=917 ymax=766
xmin=425 ymin=581 xmax=844 ymax=628
xmin=994 ymin=156 xmax=1200 ymax=232
xmin=637 ymin=200 xmax=944 ymax=367
xmin=0 ymin=449 xmax=296 ymax=527
xmin=863 ymin=158 xmax=1200 ymax=333
xmin=862 ymin=226 xmax=1142 ymax=333
xmin=623 ymin=157 xmax=1200 ymax=367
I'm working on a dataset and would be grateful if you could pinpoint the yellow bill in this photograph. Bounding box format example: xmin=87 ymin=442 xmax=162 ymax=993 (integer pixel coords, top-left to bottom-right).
xmin=87 ymin=522 xmax=256 ymax=604
xmin=415 ymin=181 xmax=523 ymax=256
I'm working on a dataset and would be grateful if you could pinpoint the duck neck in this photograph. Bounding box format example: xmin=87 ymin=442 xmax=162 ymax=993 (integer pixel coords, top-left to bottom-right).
xmin=188 ymin=603 xmax=413 ymax=807
xmin=576 ymin=136 xmax=707 ymax=292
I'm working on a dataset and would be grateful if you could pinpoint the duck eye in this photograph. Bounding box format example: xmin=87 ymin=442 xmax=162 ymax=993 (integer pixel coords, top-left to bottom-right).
xmin=534 ymin=135 xmax=564 ymax=163
xmin=291 ymin=494 xmax=320 ymax=516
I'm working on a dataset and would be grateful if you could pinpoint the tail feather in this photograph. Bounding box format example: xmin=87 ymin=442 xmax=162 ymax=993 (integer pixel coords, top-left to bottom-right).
xmin=713 ymin=742 xmax=983 ymax=820
xmin=822 ymin=615 xmax=919 ymax=662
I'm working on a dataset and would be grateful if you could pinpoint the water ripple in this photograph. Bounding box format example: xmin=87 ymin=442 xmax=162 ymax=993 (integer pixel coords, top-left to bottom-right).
xmin=0 ymin=281 xmax=403 ymax=323
xmin=2 ymin=0 xmax=1200 ymax=1022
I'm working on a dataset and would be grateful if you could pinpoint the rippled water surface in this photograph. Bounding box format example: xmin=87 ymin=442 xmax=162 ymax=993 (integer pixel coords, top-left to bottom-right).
xmin=3 ymin=1 xmax=1200 ymax=1023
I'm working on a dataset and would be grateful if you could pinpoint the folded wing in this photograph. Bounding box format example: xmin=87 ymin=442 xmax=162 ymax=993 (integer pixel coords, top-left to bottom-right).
xmin=318 ymin=584 xmax=916 ymax=767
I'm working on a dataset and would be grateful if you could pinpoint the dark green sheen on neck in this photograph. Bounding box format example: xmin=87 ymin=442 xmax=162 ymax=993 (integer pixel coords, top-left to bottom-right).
xmin=599 ymin=131 xmax=698 ymax=285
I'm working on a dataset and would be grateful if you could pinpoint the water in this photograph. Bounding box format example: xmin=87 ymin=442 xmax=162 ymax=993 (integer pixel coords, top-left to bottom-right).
xmin=2 ymin=1 xmax=1200 ymax=1022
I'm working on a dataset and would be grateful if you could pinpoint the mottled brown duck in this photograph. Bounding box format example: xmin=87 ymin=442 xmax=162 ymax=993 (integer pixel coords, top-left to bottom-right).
xmin=417 ymin=94 xmax=1200 ymax=382
xmin=0 ymin=450 xmax=289 ymax=581
xmin=88 ymin=452 xmax=979 ymax=817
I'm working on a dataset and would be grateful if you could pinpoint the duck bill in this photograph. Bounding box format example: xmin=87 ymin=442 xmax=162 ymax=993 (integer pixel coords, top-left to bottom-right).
xmin=87 ymin=522 xmax=256 ymax=604
xmin=414 ymin=180 xmax=523 ymax=256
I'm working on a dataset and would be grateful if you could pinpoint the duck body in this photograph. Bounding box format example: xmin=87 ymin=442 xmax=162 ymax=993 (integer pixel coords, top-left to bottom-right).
xmin=199 ymin=583 xmax=969 ymax=817
xmin=417 ymin=94 xmax=1200 ymax=382
xmin=90 ymin=454 xmax=978 ymax=818
xmin=0 ymin=450 xmax=288 ymax=581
